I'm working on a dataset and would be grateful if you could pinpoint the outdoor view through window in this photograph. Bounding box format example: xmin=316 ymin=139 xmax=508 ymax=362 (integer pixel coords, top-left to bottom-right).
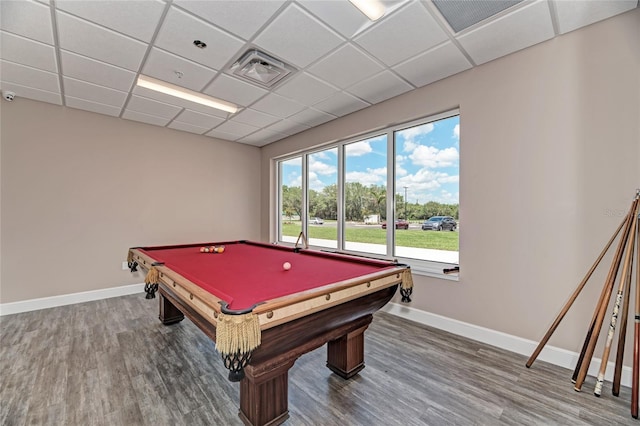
xmin=278 ymin=113 xmax=459 ymax=266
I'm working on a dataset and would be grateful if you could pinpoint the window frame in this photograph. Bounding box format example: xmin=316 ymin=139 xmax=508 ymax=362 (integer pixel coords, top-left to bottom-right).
xmin=272 ymin=109 xmax=460 ymax=280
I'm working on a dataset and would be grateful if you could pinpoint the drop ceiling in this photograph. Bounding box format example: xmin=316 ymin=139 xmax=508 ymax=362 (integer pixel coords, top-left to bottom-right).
xmin=0 ymin=0 xmax=637 ymax=147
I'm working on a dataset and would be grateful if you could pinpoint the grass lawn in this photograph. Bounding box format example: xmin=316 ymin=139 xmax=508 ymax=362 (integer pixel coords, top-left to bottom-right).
xmin=282 ymin=222 xmax=458 ymax=251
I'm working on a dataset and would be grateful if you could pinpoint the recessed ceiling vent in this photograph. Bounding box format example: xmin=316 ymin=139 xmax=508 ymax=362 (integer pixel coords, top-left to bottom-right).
xmin=433 ymin=0 xmax=524 ymax=33
xmin=229 ymin=50 xmax=296 ymax=88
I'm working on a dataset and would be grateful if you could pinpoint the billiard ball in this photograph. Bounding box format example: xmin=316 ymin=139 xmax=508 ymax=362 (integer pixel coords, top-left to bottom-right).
xmin=283 ymin=262 xmax=291 ymax=271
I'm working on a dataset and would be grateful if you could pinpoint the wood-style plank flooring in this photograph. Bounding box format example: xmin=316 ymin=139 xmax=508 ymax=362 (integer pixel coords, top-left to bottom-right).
xmin=0 ymin=294 xmax=636 ymax=425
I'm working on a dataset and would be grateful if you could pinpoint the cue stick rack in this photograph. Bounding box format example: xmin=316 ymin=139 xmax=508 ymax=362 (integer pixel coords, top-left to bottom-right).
xmin=526 ymin=189 xmax=640 ymax=419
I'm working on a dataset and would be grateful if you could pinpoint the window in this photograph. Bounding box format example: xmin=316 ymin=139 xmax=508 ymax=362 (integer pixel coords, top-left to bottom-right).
xmin=275 ymin=110 xmax=459 ymax=275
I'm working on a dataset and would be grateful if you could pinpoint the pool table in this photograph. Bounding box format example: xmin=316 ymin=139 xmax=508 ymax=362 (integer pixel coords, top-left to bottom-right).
xmin=127 ymin=240 xmax=413 ymax=426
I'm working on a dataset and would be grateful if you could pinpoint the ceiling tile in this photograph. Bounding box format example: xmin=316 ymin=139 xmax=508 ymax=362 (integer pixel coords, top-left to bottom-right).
xmin=142 ymin=48 xmax=217 ymax=91
xmin=126 ymin=95 xmax=182 ymax=119
xmin=132 ymin=84 xmax=230 ymax=118
xmin=275 ymin=72 xmax=337 ymax=105
xmin=253 ymin=3 xmax=344 ymax=68
xmin=266 ymin=119 xmax=311 ymax=136
xmin=55 ymin=0 xmax=166 ymax=42
xmin=0 ymin=60 xmax=60 ymax=93
xmin=174 ymin=0 xmax=286 ymax=40
xmin=457 ymin=0 xmax=555 ymax=65
xmin=204 ymin=74 xmax=268 ymax=107
xmin=0 ymin=0 xmax=54 ymax=44
xmin=122 ymin=110 xmax=172 ymax=127
xmin=214 ymin=120 xmax=260 ymax=138
xmin=354 ymin=2 xmax=448 ymax=66
xmin=0 ymin=81 xmax=61 ymax=105
xmin=0 ymin=31 xmax=58 ymax=72
xmin=347 ymin=70 xmax=413 ymax=104
xmin=288 ymin=108 xmax=336 ymax=127
xmin=60 ymin=50 xmax=136 ymax=92
xmin=168 ymin=121 xmax=210 ymax=135
xmin=56 ymin=11 xmax=147 ymax=71
xmin=154 ymin=6 xmax=245 ymax=70
xmin=313 ymin=91 xmax=370 ymax=117
xmin=307 ymin=44 xmax=383 ymax=89
xmin=63 ymin=77 xmax=128 ymax=107
xmin=66 ymin=96 xmax=121 ymax=117
xmin=237 ymin=128 xmax=287 ymax=146
xmin=250 ymin=93 xmax=306 ymax=118
xmin=393 ymin=42 xmax=472 ymax=87
xmin=172 ymin=109 xmax=225 ymax=128
xmin=553 ymin=0 xmax=638 ymax=35
xmin=297 ymin=0 xmax=371 ymax=39
xmin=206 ymin=128 xmax=241 ymax=141
xmin=232 ymin=108 xmax=280 ymax=128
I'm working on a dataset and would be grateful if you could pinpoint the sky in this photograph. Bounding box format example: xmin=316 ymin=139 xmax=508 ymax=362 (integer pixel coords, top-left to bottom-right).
xmin=281 ymin=115 xmax=459 ymax=205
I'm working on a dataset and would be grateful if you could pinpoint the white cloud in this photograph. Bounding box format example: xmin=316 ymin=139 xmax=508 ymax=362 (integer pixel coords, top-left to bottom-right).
xmin=308 ymin=171 xmax=325 ymax=191
xmin=309 ymin=156 xmax=336 ymax=176
xmin=345 ymin=141 xmax=372 ymax=156
xmin=453 ymin=124 xmax=459 ymax=139
xmin=346 ymin=167 xmax=386 ymax=186
xmin=410 ymin=146 xmax=459 ymax=168
xmin=397 ymin=123 xmax=434 ymax=152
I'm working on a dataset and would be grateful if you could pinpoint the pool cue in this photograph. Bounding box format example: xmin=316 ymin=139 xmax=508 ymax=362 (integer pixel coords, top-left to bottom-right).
xmin=594 ymin=201 xmax=638 ymax=396
xmin=526 ymin=215 xmax=626 ymax=368
xmin=632 ymin=212 xmax=639 ymax=419
xmin=612 ymin=245 xmax=633 ymax=397
xmin=574 ymin=198 xmax=638 ymax=390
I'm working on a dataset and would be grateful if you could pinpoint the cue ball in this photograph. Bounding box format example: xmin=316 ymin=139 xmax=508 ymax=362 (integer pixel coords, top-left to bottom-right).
xmin=283 ymin=262 xmax=291 ymax=271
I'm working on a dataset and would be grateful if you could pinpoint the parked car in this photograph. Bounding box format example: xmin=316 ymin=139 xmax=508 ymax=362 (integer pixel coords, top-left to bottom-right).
xmin=309 ymin=217 xmax=324 ymax=225
xmin=422 ymin=216 xmax=457 ymax=231
xmin=381 ymin=219 xmax=409 ymax=230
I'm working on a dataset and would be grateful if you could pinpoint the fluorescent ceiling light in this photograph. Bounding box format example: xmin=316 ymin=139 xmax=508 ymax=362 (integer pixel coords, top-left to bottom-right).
xmin=136 ymin=75 xmax=238 ymax=114
xmin=349 ymin=0 xmax=386 ymax=21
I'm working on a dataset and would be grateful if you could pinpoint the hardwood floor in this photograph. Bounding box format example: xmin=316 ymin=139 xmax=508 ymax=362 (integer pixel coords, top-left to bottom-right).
xmin=0 ymin=294 xmax=636 ymax=425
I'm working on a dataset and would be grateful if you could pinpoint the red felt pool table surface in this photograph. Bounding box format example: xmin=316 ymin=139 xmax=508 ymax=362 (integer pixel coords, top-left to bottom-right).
xmin=138 ymin=240 xmax=397 ymax=311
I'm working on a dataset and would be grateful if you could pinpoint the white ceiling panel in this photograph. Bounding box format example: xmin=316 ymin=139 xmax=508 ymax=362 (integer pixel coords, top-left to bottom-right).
xmin=55 ymin=0 xmax=166 ymax=42
xmin=393 ymin=42 xmax=472 ymax=88
xmin=0 ymin=60 xmax=59 ymax=93
xmin=232 ymin=108 xmax=281 ymax=128
xmin=0 ymin=81 xmax=61 ymax=105
xmin=123 ymin=110 xmax=172 ymax=127
xmin=266 ymin=119 xmax=311 ymax=136
xmin=168 ymin=121 xmax=210 ymax=135
xmin=354 ymin=1 xmax=448 ymax=66
xmin=288 ymin=108 xmax=337 ymax=127
xmin=174 ymin=0 xmax=286 ymax=40
xmin=308 ymin=44 xmax=384 ymax=89
xmin=313 ymin=92 xmax=370 ymax=117
xmin=214 ymin=120 xmax=260 ymax=138
xmin=254 ymin=4 xmax=344 ymax=68
xmin=66 ymin=96 xmax=121 ymax=117
xmin=56 ymin=11 xmax=147 ymax=71
xmin=275 ymin=72 xmax=337 ymax=105
xmin=457 ymin=0 xmax=555 ymax=65
xmin=204 ymin=74 xmax=268 ymax=107
xmin=250 ymin=93 xmax=306 ymax=118
xmin=142 ymin=48 xmax=217 ymax=92
xmin=0 ymin=31 xmax=58 ymax=72
xmin=553 ymin=0 xmax=638 ymax=35
xmin=1 ymin=0 xmax=635 ymax=146
xmin=0 ymin=0 xmax=54 ymax=45
xmin=347 ymin=70 xmax=413 ymax=104
xmin=60 ymin=50 xmax=136 ymax=92
xmin=154 ymin=6 xmax=245 ymax=70
xmin=63 ymin=77 xmax=128 ymax=108
xmin=173 ymin=109 xmax=225 ymax=128
xmin=126 ymin=95 xmax=182 ymax=119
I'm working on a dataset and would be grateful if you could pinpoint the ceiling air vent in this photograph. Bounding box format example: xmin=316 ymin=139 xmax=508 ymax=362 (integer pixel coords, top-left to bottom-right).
xmin=229 ymin=50 xmax=296 ymax=88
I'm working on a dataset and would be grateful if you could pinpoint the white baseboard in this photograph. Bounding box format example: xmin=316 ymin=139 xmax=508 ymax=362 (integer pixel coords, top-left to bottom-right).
xmin=0 ymin=283 xmax=145 ymax=316
xmin=382 ymin=302 xmax=633 ymax=388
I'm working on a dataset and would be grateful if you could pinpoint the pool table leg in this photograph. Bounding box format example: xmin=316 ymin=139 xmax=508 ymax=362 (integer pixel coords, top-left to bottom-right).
xmin=158 ymin=293 xmax=185 ymax=325
xmin=239 ymin=360 xmax=295 ymax=426
xmin=326 ymin=324 xmax=369 ymax=379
